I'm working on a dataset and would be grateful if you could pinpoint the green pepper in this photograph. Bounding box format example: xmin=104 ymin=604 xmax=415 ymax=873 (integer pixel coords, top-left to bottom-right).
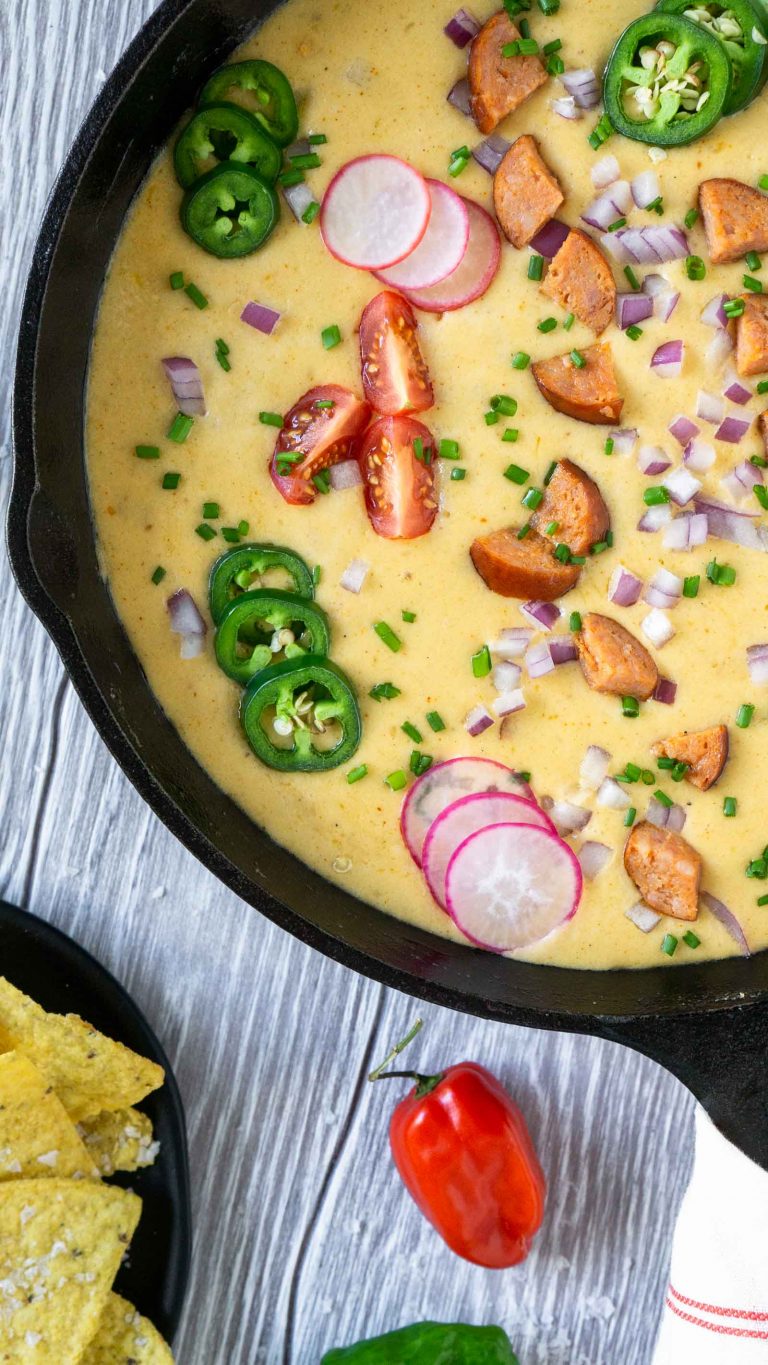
xmin=656 ymin=0 xmax=767 ymax=112
xmin=174 ymin=102 xmax=281 ymax=189
xmin=209 ymin=544 xmax=314 ymax=623
xmin=321 ymin=1322 xmax=519 ymax=1364
xmin=241 ymin=656 xmax=361 ymax=772
xmin=603 ymin=12 xmax=732 ymax=145
xmin=214 ymin=588 xmax=330 ymax=685
xmin=180 ymin=162 xmax=279 ymax=258
xmin=199 ymin=59 xmax=299 ymax=147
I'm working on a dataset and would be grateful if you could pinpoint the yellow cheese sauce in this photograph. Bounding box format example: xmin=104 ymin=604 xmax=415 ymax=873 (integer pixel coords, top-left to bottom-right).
xmin=87 ymin=0 xmax=768 ymax=969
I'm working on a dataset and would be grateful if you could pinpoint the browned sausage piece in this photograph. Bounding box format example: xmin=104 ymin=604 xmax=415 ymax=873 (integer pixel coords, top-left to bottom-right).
xmin=576 ymin=612 xmax=659 ymax=700
xmin=470 ymin=526 xmax=580 ymax=600
xmin=760 ymin=410 xmax=768 ymax=457
xmin=468 ymin=12 xmax=548 ymax=136
xmin=540 ymin=229 xmax=616 ymax=336
xmin=699 ymin=178 xmax=768 ymax=265
xmin=650 ymin=726 xmax=729 ymax=792
xmin=624 ymin=821 xmax=702 ymax=922
xmin=493 ymin=135 xmax=564 ymax=250
xmin=530 ymin=458 xmax=610 ymax=557
xmin=735 ymin=293 xmax=768 ymax=377
xmin=532 ymin=342 xmax=623 ymax=425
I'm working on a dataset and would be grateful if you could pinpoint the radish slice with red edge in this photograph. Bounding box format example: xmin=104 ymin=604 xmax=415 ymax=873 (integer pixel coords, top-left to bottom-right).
xmin=376 ymin=180 xmax=470 ymax=290
xmin=422 ymin=792 xmax=556 ymax=910
xmin=403 ymin=199 xmax=501 ymax=313
xmin=400 ymin=756 xmax=534 ymax=867
xmin=321 ymin=155 xmax=431 ymax=271
xmin=445 ymin=823 xmax=583 ymax=953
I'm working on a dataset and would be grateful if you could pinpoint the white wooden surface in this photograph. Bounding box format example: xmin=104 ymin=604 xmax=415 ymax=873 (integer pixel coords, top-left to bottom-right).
xmin=0 ymin=2 xmax=695 ymax=1360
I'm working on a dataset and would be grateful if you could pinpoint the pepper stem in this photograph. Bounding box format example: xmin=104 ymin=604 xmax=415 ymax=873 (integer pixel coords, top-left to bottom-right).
xmin=367 ymin=1018 xmax=445 ymax=1097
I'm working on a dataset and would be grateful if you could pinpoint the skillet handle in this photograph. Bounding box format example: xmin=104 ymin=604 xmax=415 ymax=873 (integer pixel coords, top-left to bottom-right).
xmin=597 ymin=1002 xmax=768 ymax=1171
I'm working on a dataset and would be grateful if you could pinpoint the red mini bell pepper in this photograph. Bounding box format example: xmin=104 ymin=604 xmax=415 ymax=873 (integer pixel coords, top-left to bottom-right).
xmin=369 ymin=1021 xmax=546 ymax=1270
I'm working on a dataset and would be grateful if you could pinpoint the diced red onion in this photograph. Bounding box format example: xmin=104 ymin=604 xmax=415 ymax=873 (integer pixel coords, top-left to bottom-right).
xmin=582 ymin=181 xmax=632 ymax=231
xmin=283 ymin=180 xmax=317 ymax=223
xmin=638 ymin=505 xmax=673 ymax=532
xmin=662 ymin=512 xmax=708 ymax=551
xmin=591 ymin=154 xmax=621 ymax=189
xmin=701 ymin=891 xmax=750 ymax=957
xmin=663 ymin=467 xmax=701 ymax=507
xmin=641 ymin=272 xmax=679 ymax=321
xmin=597 ymin=777 xmax=631 ymax=810
xmin=695 ymin=390 xmax=725 ymax=425
xmin=447 ymin=77 xmax=472 ymax=116
xmin=747 ymin=644 xmax=768 ymax=684
xmin=707 ymin=328 xmax=734 ymax=371
xmin=167 ymin=589 xmax=207 ymax=659
xmin=579 ymin=841 xmax=613 ymax=879
xmin=650 ymin=340 xmax=684 ymax=378
xmin=550 ymin=636 xmax=578 ymax=666
xmin=491 ymin=627 xmax=534 ymax=660
xmin=723 ymin=369 xmax=753 ymax=406
xmin=601 ymin=225 xmax=689 ymax=265
xmin=653 ymin=676 xmax=677 ymax=705
xmin=551 ymin=95 xmax=583 ymax=121
xmin=339 ymin=558 xmax=370 ymax=594
xmin=161 ymin=357 xmax=206 ymax=417
xmin=529 ymin=219 xmax=570 ymax=259
xmin=701 ymin=293 xmax=729 ymax=329
xmin=608 ymin=564 xmax=643 ymax=607
xmin=561 ymin=68 xmax=601 ymax=108
xmin=642 ymin=607 xmax=675 ymax=648
xmin=329 ymin=459 xmax=363 ymax=491
xmin=550 ymin=799 xmax=592 ymax=834
xmin=722 ymin=458 xmax=763 ymax=502
xmin=525 ymin=641 xmax=555 ymax=679
xmin=617 ymin=292 xmax=653 ymax=330
xmin=472 ymin=134 xmax=511 ymax=175
xmin=493 ymin=661 xmax=522 ymax=693
xmin=642 ymin=272 xmax=668 ymax=297
xmin=684 ymin=437 xmax=716 ymax=472
xmin=626 ymin=901 xmax=661 ymax=933
xmin=631 ymin=170 xmax=660 ymax=209
xmin=646 ymin=796 xmax=685 ymax=831
xmin=609 ymin=427 xmax=638 ymax=456
xmin=646 ymin=567 xmax=683 ymax=606
xmin=580 ymin=744 xmax=612 ymax=790
xmin=638 ymin=445 xmax=672 ymax=477
xmin=715 ymin=414 xmax=752 ymax=444
xmin=695 ymin=494 xmax=768 ymax=551
xmin=444 ymin=6 xmax=481 ymax=47
xmin=492 ymin=688 xmax=527 ymax=718
xmin=241 ymin=301 xmax=282 ymax=335
xmin=667 ymin=414 xmax=699 ymax=448
xmin=520 ymin=600 xmax=561 ymax=632
xmin=465 ymin=703 xmax=495 ymax=737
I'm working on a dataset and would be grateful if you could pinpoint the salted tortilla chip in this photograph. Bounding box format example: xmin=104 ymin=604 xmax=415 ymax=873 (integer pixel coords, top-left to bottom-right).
xmin=0 ymin=979 xmax=164 ymax=1122
xmin=80 ymin=1292 xmax=174 ymax=1364
xmin=78 ymin=1109 xmax=159 ymax=1178
xmin=0 ymin=1053 xmax=97 ymax=1183
xmin=0 ymin=1178 xmax=141 ymax=1363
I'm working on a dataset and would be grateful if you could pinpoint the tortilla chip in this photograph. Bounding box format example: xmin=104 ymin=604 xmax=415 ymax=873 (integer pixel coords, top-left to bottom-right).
xmin=0 ymin=1053 xmax=97 ymax=1183
xmin=0 ymin=979 xmax=164 ymax=1122
xmin=0 ymin=1178 xmax=141 ymax=1363
xmin=78 ymin=1109 xmax=159 ymax=1178
xmin=81 ymin=1292 xmax=174 ymax=1364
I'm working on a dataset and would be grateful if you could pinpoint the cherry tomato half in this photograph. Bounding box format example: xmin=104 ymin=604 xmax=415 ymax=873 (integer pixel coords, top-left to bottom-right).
xmin=270 ymin=385 xmax=371 ymax=505
xmin=359 ymin=291 xmax=434 ymax=417
xmin=359 ymin=415 xmax=438 ymax=539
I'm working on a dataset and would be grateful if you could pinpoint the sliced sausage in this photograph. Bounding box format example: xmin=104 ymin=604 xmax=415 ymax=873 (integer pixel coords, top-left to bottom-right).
xmin=493 ymin=135 xmax=564 ymax=250
xmin=470 ymin=526 xmax=580 ymax=600
xmin=699 ymin=178 xmax=768 ymax=265
xmin=576 ymin=612 xmax=659 ymax=700
xmin=541 ymin=229 xmax=616 ymax=336
xmin=735 ymin=293 xmax=768 ymax=378
xmin=530 ymin=458 xmax=610 ymax=557
xmin=624 ymin=821 xmax=702 ymax=922
xmin=650 ymin=725 xmax=729 ymax=792
xmin=760 ymin=409 xmax=768 ymax=456
xmin=532 ymin=342 xmax=623 ymax=425
xmin=468 ymin=12 xmax=549 ymax=136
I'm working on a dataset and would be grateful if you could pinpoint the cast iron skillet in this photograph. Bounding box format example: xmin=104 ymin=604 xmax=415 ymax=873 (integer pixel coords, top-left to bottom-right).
xmin=9 ymin=0 xmax=768 ymax=1169
xmin=0 ymin=899 xmax=190 ymax=1340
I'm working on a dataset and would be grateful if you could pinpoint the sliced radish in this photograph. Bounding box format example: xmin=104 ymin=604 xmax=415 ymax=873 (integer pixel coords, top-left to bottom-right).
xmin=400 ymin=757 xmax=533 ymax=867
xmin=403 ymin=199 xmax=501 ymax=313
xmin=422 ymin=792 xmax=556 ymax=910
xmin=445 ymin=823 xmax=583 ymax=953
xmin=375 ymin=180 xmax=470 ymax=290
xmin=321 ymin=156 xmax=431 ymax=271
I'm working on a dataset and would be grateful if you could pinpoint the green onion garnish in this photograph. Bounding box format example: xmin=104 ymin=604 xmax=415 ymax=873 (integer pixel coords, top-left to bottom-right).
xmin=313 ymin=565 xmax=322 ymax=587
xmin=626 ymin=324 xmax=643 ymax=340
xmin=685 ymin=255 xmax=706 ymax=281
xmin=754 ymin=485 xmax=768 ymax=511
xmin=290 ymin=152 xmax=322 ymax=170
xmin=402 ymin=721 xmax=423 ymax=744
xmin=312 ymin=470 xmax=331 ymax=494
xmin=202 ymin=501 xmax=220 ymax=519
xmin=491 ymin=394 xmax=518 ymax=416
xmin=604 ymin=437 xmax=615 ymax=455
xmin=759 ymin=174 xmax=768 ymax=192
xmin=518 ymin=37 xmax=540 ymax=53
xmin=588 ymin=114 xmax=614 ymax=150
xmin=641 ymin=769 xmax=655 ymax=785
xmin=563 ymin=312 xmax=575 ymax=331
xmin=656 ymin=756 xmax=675 ymax=770
xmin=502 ymin=40 xmax=521 ymax=56
xmin=168 ymin=413 xmax=194 ymax=443
xmin=684 ymin=207 xmax=699 ymax=229
xmin=511 ymin=351 xmax=531 ymax=370
xmin=744 ymin=274 xmax=763 ymax=293
xmin=543 ymin=460 xmax=557 ymax=485
xmin=643 ymin=486 xmax=669 ymax=506
xmin=538 ymin=317 xmax=557 ymax=333
xmin=278 ymin=169 xmax=305 ymax=187
xmin=758 ymin=380 xmax=768 ymax=395
xmin=683 ymin=574 xmax=700 ymax=598
xmin=747 ymin=858 xmax=768 ymax=879
xmin=546 ymin=53 xmax=565 ymax=74
xmin=751 ymin=451 xmax=768 ymax=463
xmin=546 ymin=520 xmax=559 ymax=535
xmin=410 ymin=751 xmax=433 ymax=777
xmin=439 ymin=439 xmax=460 ymax=460
xmin=671 ymin=761 xmax=688 ymax=782
xmin=746 ymin=251 xmax=762 ymax=272
xmin=451 ymin=468 xmax=467 ymax=481
xmin=302 ymin=201 xmax=321 ymax=225
xmin=308 ymin=133 xmax=328 ymax=145
xmin=517 ymin=523 xmax=532 ymax=540
xmin=624 ymin=806 xmax=637 ymax=827
xmin=623 ymin=763 xmax=642 ymax=782
xmin=553 ymin=543 xmax=571 ymax=563
xmin=347 ymin=765 xmax=368 ymax=784
xmin=402 ymin=610 xmax=416 ymax=623
xmin=646 ymin=196 xmax=664 ymax=215
xmin=169 ymin=271 xmax=184 ymax=290
xmin=484 ymin=411 xmax=500 ymax=426
xmin=622 ymin=696 xmax=640 ymax=718
xmin=543 ymin=37 xmax=562 ymax=53
xmin=654 ymin=790 xmax=673 ymax=807
xmin=661 ymin=933 xmax=678 ymax=957
xmin=321 ymin=324 xmax=342 ymax=350
xmin=624 ymin=266 xmax=641 ymax=292
xmin=683 ymin=930 xmax=701 ymax=949
xmin=259 ymin=411 xmax=284 ymax=427
xmin=522 ymin=487 xmax=543 ymax=510
xmin=195 ymin=523 xmax=216 ymax=541
xmin=215 ymin=345 xmax=231 ymax=373
xmin=135 ymin=445 xmax=161 ymax=460
xmin=570 ymin=350 xmax=586 ymax=369
xmin=369 ymin=682 xmax=401 ymax=702
xmin=608 ymin=218 xmax=627 ymax=233
xmin=736 ymin=703 xmax=755 ymax=729
xmin=758 ymin=894 xmax=768 ymax=906
xmin=569 ymin=611 xmax=582 ymax=631
xmin=449 ymin=147 xmax=470 ymax=177
xmin=502 ymin=429 xmax=519 ymax=443
xmin=724 ymin=796 xmax=737 ymax=817
xmin=184 ymin=282 xmax=208 ymax=310
xmin=528 ymin=254 xmax=544 ymax=282
xmin=221 ymin=528 xmax=241 ymax=543
xmin=162 ymin=472 xmax=181 ymax=490
xmin=385 ymin=770 xmax=408 ymax=792
xmin=706 ymin=558 xmax=736 ymax=586
xmin=151 ymin=566 xmax=166 ymax=585
xmin=374 ymin=621 xmax=402 ymax=653
xmin=426 ymin=711 xmax=446 ymax=732
xmin=724 ymin=298 xmax=746 ymax=318
xmin=472 ymin=645 xmax=492 ymax=678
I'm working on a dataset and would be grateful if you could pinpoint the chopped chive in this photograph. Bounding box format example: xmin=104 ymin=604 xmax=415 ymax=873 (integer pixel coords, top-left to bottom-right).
xmin=484 ymin=410 xmax=500 ymax=426
xmin=215 ymin=337 xmax=230 ymax=356
xmin=451 ymin=468 xmax=467 ymax=481
xmin=588 ymin=114 xmax=614 ymax=151
xmin=184 ymin=282 xmax=208 ymax=310
xmin=641 ymin=769 xmax=655 ymax=785
xmin=563 ymin=312 xmax=575 ymax=331
xmin=746 ymin=251 xmax=762 ymax=272
xmin=215 ymin=347 xmax=231 ymax=373
xmin=402 ymin=721 xmax=423 ymax=743
xmin=321 ymin=324 xmax=342 ymax=350
xmin=308 ymin=132 xmax=327 ymax=145
xmin=278 ymin=168 xmax=305 ymax=187
xmin=511 ymin=351 xmax=531 ymax=370
xmin=439 ymin=438 xmax=460 ymax=460
xmin=502 ymin=40 xmax=521 ymax=56
xmin=553 ymin=543 xmax=571 ymax=563
xmin=546 ymin=52 xmax=565 ymax=74
xmin=685 ymin=255 xmax=706 ymax=281
xmin=195 ymin=523 xmax=216 ymax=541
xmin=604 ymin=437 xmax=615 ymax=455
xmin=491 ymin=394 xmax=518 ymax=416
xmin=546 ymin=520 xmax=560 ymax=535
xmin=661 ymin=934 xmax=678 ymax=957
xmin=413 ymin=437 xmax=424 ymax=462
xmin=543 ymin=460 xmax=557 ymax=485
xmin=624 ymin=806 xmax=637 ymax=827
xmin=622 ymin=696 xmax=640 ymax=718
xmin=502 ymin=429 xmax=520 ymax=443
xmin=569 ymin=611 xmax=582 ymax=631
xmin=623 ymin=763 xmax=642 ymax=782
xmin=135 ymin=444 xmax=161 ymax=460
xmin=608 ymin=217 xmax=627 ymax=232
xmin=758 ymin=894 xmax=768 ymax=906
xmin=369 ymin=682 xmax=401 ymax=702
xmin=402 ymin=610 xmax=416 ymax=624
xmin=538 ymin=0 xmax=560 ymax=10
xmin=259 ymin=411 xmax=284 ymax=427
xmin=626 ymin=324 xmax=643 ymax=340
xmin=312 ymin=470 xmax=331 ymax=494
xmin=646 ymin=196 xmax=664 ymax=215
xmin=656 ymin=756 xmax=675 ymax=770
xmin=543 ymin=37 xmax=562 ymax=53
xmin=754 ymin=485 xmax=768 ymax=511
xmin=162 ymin=471 xmax=181 ymax=490
xmin=518 ymin=37 xmax=540 ymax=54
xmin=168 ymin=412 xmax=194 ymax=443
xmin=644 ymin=486 xmax=669 ymax=506
xmin=426 ymin=710 xmax=446 ymax=732
xmin=522 ymin=487 xmax=543 ymax=510
xmin=759 ymin=174 xmax=768 ymax=192
xmin=374 ymin=621 xmax=402 ymax=653
xmin=591 ymin=540 xmax=609 ymax=555
xmin=706 ymin=558 xmax=736 ymax=586
xmin=671 ymin=761 xmax=688 ymax=782
xmin=517 ymin=522 xmax=532 ymax=540
xmin=169 ymin=271 xmax=184 ymax=290
xmin=313 ymin=565 xmax=322 ymax=587
xmin=570 ymin=349 xmax=586 ymax=369
xmin=385 ymin=770 xmax=408 ymax=792
xmin=410 ymin=751 xmax=434 ymax=777
xmin=758 ymin=380 xmax=768 ymax=395
xmin=683 ymin=930 xmax=701 ymax=949
xmin=684 ymin=207 xmax=699 ymax=229
xmin=472 ymin=644 xmax=492 ymax=678
xmin=624 ymin=265 xmax=641 ymax=291
xmin=736 ymin=703 xmax=755 ymax=729
xmin=747 ymin=858 xmax=768 ymax=879
xmin=683 ymin=574 xmax=700 ymax=598
xmin=570 ymin=554 xmax=586 ymax=566
xmin=448 ymin=150 xmax=470 ymax=178
xmin=751 ymin=450 xmax=768 ymax=463
xmin=302 ymin=200 xmax=321 ymax=225
xmin=724 ymin=796 xmax=737 ymax=817
xmin=202 ymin=501 xmax=220 ymax=519
xmin=314 ymin=399 xmax=335 ymax=410
xmin=151 ymin=565 xmax=166 ymax=585
xmin=528 ymin=254 xmax=544 ymax=281
xmin=744 ymin=274 xmax=764 ymax=293
xmin=290 ymin=152 xmax=322 ymax=169
xmin=654 ymin=790 xmax=673 ymax=807
xmin=503 ymin=0 xmax=532 ymax=14
xmin=221 ymin=527 xmax=241 ymax=543
xmin=347 ymin=764 xmax=368 ymax=784
xmin=519 ymin=14 xmax=531 ymax=34
xmin=606 ymin=530 xmax=614 ymax=547
xmin=724 ymin=298 xmax=746 ymax=318
xmin=538 ymin=316 xmax=558 ymax=333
